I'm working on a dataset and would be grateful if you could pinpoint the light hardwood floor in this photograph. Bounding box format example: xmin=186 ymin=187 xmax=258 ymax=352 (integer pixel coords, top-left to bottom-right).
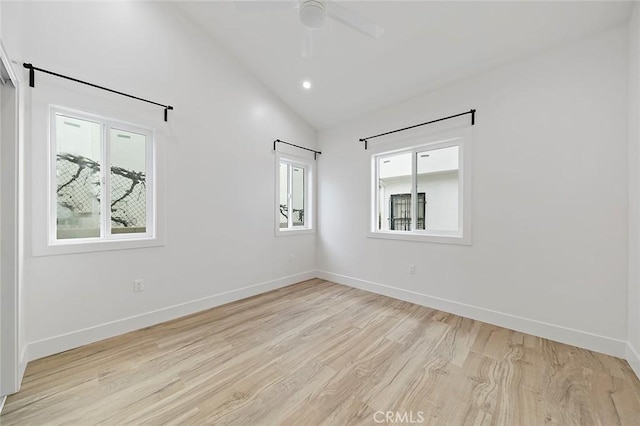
xmin=3 ymin=279 xmax=640 ymax=425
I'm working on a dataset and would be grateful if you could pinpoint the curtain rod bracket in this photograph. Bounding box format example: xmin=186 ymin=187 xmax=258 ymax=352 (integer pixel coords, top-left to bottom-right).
xmin=23 ymin=63 xmax=35 ymax=87
xmin=163 ymin=106 xmax=174 ymax=122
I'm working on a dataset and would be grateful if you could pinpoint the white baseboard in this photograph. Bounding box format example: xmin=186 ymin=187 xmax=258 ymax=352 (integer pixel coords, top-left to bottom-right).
xmin=27 ymin=271 xmax=316 ymax=362
xmin=627 ymin=342 xmax=640 ymax=379
xmin=24 ymin=270 xmax=635 ymax=378
xmin=316 ymin=271 xmax=628 ymax=359
xmin=0 ymin=395 xmax=6 ymax=415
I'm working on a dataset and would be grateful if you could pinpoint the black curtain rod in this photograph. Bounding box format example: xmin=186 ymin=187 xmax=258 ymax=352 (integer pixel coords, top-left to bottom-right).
xmin=359 ymin=109 xmax=476 ymax=150
xmin=273 ymin=139 xmax=321 ymax=160
xmin=23 ymin=63 xmax=174 ymax=122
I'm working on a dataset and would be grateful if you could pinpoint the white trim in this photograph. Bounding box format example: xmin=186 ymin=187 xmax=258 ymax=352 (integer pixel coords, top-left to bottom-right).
xmin=278 ymin=228 xmax=315 ymax=236
xmin=0 ymin=395 xmax=6 ymax=415
xmin=37 ymin=236 xmax=164 ymax=257
xmin=19 ymin=271 xmax=639 ymax=384
xmin=37 ymin=106 xmax=160 ymax=256
xmin=27 ymin=271 xmax=316 ymax=361
xmin=0 ymin=39 xmax=21 ymax=396
xmin=370 ymin=128 xmax=472 ymax=245
xmin=316 ymin=271 xmax=627 ymax=358
xmin=18 ymin=345 xmax=27 ymax=386
xmin=275 ymin=152 xmax=315 ymax=236
xmin=626 ymin=342 xmax=640 ymax=380
xmin=367 ymin=231 xmax=471 ymax=245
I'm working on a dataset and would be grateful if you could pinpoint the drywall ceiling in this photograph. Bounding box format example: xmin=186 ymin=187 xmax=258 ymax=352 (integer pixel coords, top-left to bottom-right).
xmin=174 ymin=1 xmax=633 ymax=129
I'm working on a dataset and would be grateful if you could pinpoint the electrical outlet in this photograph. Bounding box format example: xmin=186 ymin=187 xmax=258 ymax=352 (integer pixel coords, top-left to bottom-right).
xmin=408 ymin=264 xmax=415 ymax=275
xmin=133 ymin=279 xmax=144 ymax=292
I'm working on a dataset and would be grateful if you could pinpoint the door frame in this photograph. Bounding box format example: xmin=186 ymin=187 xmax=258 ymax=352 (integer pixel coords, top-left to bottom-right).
xmin=0 ymin=39 xmax=22 ymax=396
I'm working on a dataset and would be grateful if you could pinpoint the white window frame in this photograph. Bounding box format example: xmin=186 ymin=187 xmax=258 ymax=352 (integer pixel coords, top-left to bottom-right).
xmin=369 ymin=128 xmax=472 ymax=245
xmin=47 ymin=106 xmax=157 ymax=249
xmin=275 ymin=152 xmax=315 ymax=236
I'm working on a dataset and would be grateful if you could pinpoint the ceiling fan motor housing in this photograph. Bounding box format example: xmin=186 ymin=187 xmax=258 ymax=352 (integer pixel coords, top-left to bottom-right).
xmin=299 ymin=0 xmax=328 ymax=29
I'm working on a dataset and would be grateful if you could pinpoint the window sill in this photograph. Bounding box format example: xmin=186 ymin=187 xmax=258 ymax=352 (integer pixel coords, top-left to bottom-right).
xmin=367 ymin=231 xmax=470 ymax=246
xmin=33 ymin=236 xmax=164 ymax=257
xmin=276 ymin=228 xmax=315 ymax=237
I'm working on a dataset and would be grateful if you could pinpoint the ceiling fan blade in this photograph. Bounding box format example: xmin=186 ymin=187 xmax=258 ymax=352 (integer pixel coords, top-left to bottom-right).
xmin=326 ymin=1 xmax=385 ymax=39
xmin=234 ymin=1 xmax=298 ymax=12
xmin=302 ymin=28 xmax=314 ymax=58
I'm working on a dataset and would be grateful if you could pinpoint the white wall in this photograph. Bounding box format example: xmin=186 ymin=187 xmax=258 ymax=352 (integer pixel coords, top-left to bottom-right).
xmin=318 ymin=26 xmax=629 ymax=357
xmin=627 ymin=3 xmax=640 ymax=376
xmin=2 ymin=1 xmax=317 ymax=360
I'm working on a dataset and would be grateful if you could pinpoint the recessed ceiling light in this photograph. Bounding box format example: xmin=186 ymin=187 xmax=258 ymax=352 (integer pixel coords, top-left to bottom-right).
xmin=302 ymin=80 xmax=312 ymax=90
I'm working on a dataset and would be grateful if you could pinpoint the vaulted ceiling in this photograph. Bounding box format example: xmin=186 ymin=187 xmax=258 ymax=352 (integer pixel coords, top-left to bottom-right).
xmin=175 ymin=1 xmax=634 ymax=129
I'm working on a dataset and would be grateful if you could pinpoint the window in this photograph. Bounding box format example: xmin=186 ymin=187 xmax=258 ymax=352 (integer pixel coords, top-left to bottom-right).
xmin=370 ymin=131 xmax=471 ymax=245
xmin=276 ymin=153 xmax=314 ymax=235
xmin=51 ymin=108 xmax=155 ymax=244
